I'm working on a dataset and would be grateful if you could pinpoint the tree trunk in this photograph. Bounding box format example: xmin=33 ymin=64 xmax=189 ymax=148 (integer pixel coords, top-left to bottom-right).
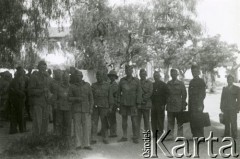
xmin=164 ymin=64 xmax=170 ymax=82
xmin=209 ymin=70 xmax=216 ymax=93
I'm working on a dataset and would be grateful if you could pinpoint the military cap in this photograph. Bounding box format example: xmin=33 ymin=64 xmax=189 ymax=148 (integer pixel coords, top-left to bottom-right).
xmin=170 ymin=68 xmax=179 ymax=74
xmin=125 ymin=65 xmax=133 ymax=70
xmin=3 ymin=71 xmax=12 ymax=78
xmin=191 ymin=64 xmax=200 ymax=70
xmin=75 ymin=70 xmax=83 ymax=76
xmin=16 ymin=66 xmax=23 ymax=71
xmin=140 ymin=68 xmax=146 ymax=73
xmin=227 ymin=74 xmax=234 ymax=80
xmin=108 ymin=70 xmax=118 ymax=79
xmin=38 ymin=60 xmax=47 ymax=67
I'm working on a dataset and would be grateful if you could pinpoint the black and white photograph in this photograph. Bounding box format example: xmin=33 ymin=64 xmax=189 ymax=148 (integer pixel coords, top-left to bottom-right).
xmin=0 ymin=0 xmax=240 ymax=158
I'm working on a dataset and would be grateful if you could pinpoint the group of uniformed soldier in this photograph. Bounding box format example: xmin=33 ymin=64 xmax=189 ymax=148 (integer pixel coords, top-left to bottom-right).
xmin=0 ymin=60 xmax=239 ymax=151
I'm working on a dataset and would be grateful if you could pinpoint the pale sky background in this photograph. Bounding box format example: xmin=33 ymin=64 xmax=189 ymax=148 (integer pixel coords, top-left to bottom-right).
xmin=109 ymin=0 xmax=240 ymax=48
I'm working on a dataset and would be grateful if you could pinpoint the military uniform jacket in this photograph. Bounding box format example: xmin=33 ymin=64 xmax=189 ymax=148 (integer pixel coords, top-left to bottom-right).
xmin=166 ymin=79 xmax=187 ymax=112
xmin=110 ymin=81 xmax=118 ymax=106
xmin=118 ymin=76 xmax=142 ymax=107
xmin=188 ymin=77 xmax=206 ymax=112
xmin=220 ymin=85 xmax=240 ymax=112
xmin=55 ymin=83 xmax=71 ymax=111
xmin=151 ymin=80 xmax=168 ymax=107
xmin=9 ymin=76 xmax=26 ymax=102
xmin=140 ymin=79 xmax=153 ymax=109
xmin=92 ymin=82 xmax=114 ymax=108
xmin=28 ymin=71 xmax=51 ymax=105
xmin=68 ymin=81 xmax=93 ymax=113
xmin=0 ymin=78 xmax=10 ymax=101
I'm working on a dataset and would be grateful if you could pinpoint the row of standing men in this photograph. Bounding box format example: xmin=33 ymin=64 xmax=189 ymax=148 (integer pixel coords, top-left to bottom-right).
xmin=1 ymin=61 xmax=239 ymax=151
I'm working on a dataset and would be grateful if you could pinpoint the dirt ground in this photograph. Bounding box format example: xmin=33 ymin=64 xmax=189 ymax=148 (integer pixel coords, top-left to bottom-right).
xmin=0 ymin=87 xmax=240 ymax=159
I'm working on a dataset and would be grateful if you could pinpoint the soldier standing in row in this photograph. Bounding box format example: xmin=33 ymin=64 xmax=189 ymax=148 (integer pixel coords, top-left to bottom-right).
xmin=107 ymin=70 xmax=119 ymax=138
xmin=151 ymin=71 xmax=168 ymax=139
xmin=28 ymin=61 xmax=51 ymax=135
xmin=91 ymin=71 xmax=113 ymax=144
xmin=50 ymin=69 xmax=62 ymax=132
xmin=118 ymin=65 xmax=142 ymax=144
xmin=166 ymin=69 xmax=187 ymax=139
xmin=69 ymin=70 xmax=93 ymax=150
xmin=0 ymin=71 xmax=12 ymax=127
xmin=188 ymin=65 xmax=206 ymax=137
xmin=55 ymin=71 xmax=72 ymax=148
xmin=69 ymin=66 xmax=77 ymax=84
xmin=137 ymin=69 xmax=152 ymax=137
xmin=220 ymin=75 xmax=240 ymax=139
xmin=8 ymin=66 xmax=26 ymax=134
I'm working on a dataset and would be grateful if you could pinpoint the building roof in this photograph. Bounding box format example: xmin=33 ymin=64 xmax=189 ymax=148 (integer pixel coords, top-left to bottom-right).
xmin=48 ymin=27 xmax=70 ymax=38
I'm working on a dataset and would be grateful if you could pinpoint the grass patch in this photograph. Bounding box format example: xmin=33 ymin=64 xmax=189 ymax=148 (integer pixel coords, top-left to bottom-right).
xmin=0 ymin=133 xmax=75 ymax=159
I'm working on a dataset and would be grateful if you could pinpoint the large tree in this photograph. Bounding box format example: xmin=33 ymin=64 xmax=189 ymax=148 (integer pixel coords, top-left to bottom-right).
xmin=197 ymin=35 xmax=239 ymax=91
xmin=149 ymin=0 xmax=202 ymax=81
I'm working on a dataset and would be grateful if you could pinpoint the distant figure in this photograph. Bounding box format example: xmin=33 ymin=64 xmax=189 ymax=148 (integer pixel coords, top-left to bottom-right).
xmin=220 ymin=75 xmax=240 ymax=139
xmin=188 ymin=65 xmax=206 ymax=137
xmin=151 ymin=71 xmax=168 ymax=139
xmin=118 ymin=65 xmax=142 ymax=144
xmin=166 ymin=69 xmax=187 ymax=140
xmin=69 ymin=70 xmax=93 ymax=150
xmin=9 ymin=66 xmax=26 ymax=134
xmin=28 ymin=61 xmax=51 ymax=135
xmin=137 ymin=69 xmax=153 ymax=138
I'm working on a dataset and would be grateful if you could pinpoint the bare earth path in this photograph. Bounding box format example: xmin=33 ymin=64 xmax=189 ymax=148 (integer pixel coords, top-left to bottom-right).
xmin=0 ymin=87 xmax=240 ymax=159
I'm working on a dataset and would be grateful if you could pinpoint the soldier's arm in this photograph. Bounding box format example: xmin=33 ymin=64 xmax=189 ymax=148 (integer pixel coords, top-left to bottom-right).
xmin=88 ymin=84 xmax=94 ymax=113
xmin=142 ymin=82 xmax=153 ymax=102
xmin=237 ymin=87 xmax=240 ymax=111
xmin=136 ymin=79 xmax=142 ymax=106
xmin=68 ymin=86 xmax=81 ymax=102
xmin=162 ymin=83 xmax=169 ymax=106
xmin=28 ymin=75 xmax=43 ymax=96
xmin=181 ymin=82 xmax=187 ymax=109
xmin=199 ymin=79 xmax=206 ymax=100
xmin=16 ymin=80 xmax=26 ymax=97
xmin=108 ymin=85 xmax=114 ymax=110
xmin=220 ymin=87 xmax=225 ymax=111
xmin=116 ymin=80 xmax=122 ymax=108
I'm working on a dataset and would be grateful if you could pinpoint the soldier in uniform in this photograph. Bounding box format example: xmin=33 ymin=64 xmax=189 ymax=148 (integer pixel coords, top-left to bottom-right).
xmin=69 ymin=70 xmax=93 ymax=150
xmin=166 ymin=69 xmax=187 ymax=139
xmin=28 ymin=61 xmax=51 ymax=135
xmin=0 ymin=71 xmax=12 ymax=127
xmin=188 ymin=65 xmax=206 ymax=137
xmin=107 ymin=70 xmax=119 ymax=138
xmin=137 ymin=69 xmax=153 ymax=137
xmin=91 ymin=70 xmax=113 ymax=144
xmin=69 ymin=67 xmax=77 ymax=84
xmin=55 ymin=71 xmax=72 ymax=148
xmin=220 ymin=75 xmax=240 ymax=139
xmin=9 ymin=66 xmax=26 ymax=134
xmin=118 ymin=65 xmax=142 ymax=144
xmin=151 ymin=71 xmax=168 ymax=139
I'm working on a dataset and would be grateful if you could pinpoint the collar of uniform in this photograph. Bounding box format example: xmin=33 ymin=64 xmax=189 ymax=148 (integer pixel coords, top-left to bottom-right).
xmin=193 ymin=76 xmax=200 ymax=79
xmin=75 ymin=81 xmax=85 ymax=86
xmin=60 ymin=82 xmax=70 ymax=87
xmin=169 ymin=79 xmax=181 ymax=84
xmin=123 ymin=76 xmax=135 ymax=81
